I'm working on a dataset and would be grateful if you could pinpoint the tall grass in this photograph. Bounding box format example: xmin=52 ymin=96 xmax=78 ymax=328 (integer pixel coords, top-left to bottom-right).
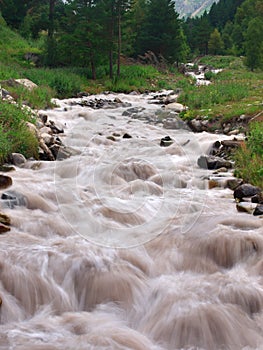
xmin=234 ymin=122 xmax=263 ymax=188
xmin=23 ymin=68 xmax=87 ymax=98
xmin=178 ymin=81 xmax=249 ymax=109
xmin=0 ymin=101 xmax=38 ymax=163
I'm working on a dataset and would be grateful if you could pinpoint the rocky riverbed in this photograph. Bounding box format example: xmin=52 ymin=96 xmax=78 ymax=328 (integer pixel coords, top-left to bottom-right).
xmin=0 ymin=83 xmax=262 ymax=349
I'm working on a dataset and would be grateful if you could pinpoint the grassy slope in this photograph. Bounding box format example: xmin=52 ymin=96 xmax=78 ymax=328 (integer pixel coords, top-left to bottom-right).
xmin=178 ymin=56 xmax=263 ymax=125
xmin=0 ymin=23 xmax=262 ymax=186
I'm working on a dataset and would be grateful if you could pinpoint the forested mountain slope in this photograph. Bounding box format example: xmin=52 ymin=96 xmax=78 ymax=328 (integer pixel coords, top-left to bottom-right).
xmin=173 ymin=0 xmax=219 ymax=17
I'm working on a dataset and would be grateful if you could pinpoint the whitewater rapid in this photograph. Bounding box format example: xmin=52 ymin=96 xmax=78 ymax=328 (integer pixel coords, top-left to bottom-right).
xmin=0 ymin=91 xmax=262 ymax=349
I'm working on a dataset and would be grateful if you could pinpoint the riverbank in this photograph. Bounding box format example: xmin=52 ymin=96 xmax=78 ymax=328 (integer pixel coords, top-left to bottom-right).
xmin=0 ymin=54 xmax=262 ymax=190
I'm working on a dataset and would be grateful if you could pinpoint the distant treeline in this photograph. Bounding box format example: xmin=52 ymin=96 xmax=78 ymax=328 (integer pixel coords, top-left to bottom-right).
xmin=0 ymin=0 xmax=262 ymax=75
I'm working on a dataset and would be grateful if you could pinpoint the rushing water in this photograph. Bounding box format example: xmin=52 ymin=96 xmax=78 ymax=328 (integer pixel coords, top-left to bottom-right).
xmin=0 ymin=91 xmax=262 ymax=350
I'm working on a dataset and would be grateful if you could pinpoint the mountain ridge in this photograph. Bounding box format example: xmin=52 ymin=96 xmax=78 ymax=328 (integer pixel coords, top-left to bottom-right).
xmin=173 ymin=0 xmax=220 ymax=18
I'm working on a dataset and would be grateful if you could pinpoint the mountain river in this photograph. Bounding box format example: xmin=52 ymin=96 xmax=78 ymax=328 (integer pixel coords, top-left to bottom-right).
xmin=0 ymin=91 xmax=262 ymax=349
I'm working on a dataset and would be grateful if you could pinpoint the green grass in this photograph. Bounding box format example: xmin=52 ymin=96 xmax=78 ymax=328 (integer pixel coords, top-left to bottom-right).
xmin=178 ymin=56 xmax=263 ymax=123
xmin=234 ymin=122 xmax=263 ymax=188
xmin=198 ymin=55 xmax=244 ymax=69
xmin=0 ymin=100 xmax=38 ymax=163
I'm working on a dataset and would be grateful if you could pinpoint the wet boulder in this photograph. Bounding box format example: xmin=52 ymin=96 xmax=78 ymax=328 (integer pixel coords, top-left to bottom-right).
xmin=253 ymin=205 xmax=263 ymax=216
xmin=10 ymin=153 xmax=26 ymax=166
xmin=1 ymin=190 xmax=28 ymax=209
xmin=49 ymin=144 xmax=73 ymax=160
xmin=48 ymin=120 xmax=64 ymax=134
xmin=197 ymin=155 xmax=232 ymax=170
xmin=234 ymin=184 xmax=261 ymax=201
xmin=0 ymin=175 xmax=12 ymax=190
xmin=251 ymin=192 xmax=263 ymax=204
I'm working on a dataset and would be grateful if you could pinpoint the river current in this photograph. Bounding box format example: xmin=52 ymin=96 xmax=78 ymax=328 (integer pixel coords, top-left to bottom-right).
xmin=0 ymin=91 xmax=263 ymax=349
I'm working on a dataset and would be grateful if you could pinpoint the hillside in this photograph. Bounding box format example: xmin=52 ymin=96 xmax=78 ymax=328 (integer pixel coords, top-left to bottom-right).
xmin=173 ymin=0 xmax=219 ymax=17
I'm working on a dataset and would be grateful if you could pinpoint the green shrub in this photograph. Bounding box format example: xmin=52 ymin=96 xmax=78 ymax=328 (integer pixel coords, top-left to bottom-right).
xmin=204 ymin=71 xmax=217 ymax=80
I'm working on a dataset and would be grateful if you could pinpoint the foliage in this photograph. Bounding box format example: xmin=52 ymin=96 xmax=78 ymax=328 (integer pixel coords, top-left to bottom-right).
xmin=244 ymin=17 xmax=263 ymax=71
xmin=234 ymin=122 xmax=263 ymax=188
xmin=135 ymin=0 xmax=188 ymax=63
xmin=208 ymin=28 xmax=224 ymax=54
xmin=0 ymin=100 xmax=38 ymax=163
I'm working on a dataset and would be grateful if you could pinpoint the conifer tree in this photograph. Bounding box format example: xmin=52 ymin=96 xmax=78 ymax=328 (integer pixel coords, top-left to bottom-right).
xmin=245 ymin=17 xmax=263 ymax=70
xmin=208 ymin=28 xmax=224 ymax=54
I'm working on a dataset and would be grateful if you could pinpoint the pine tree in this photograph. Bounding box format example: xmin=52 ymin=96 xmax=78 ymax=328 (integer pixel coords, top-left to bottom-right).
xmin=245 ymin=17 xmax=263 ymax=70
xmin=136 ymin=0 xmax=188 ymax=63
xmin=208 ymin=28 xmax=224 ymax=54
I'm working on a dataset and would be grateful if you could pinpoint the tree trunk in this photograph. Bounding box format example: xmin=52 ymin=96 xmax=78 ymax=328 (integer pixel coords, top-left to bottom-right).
xmin=117 ymin=4 xmax=121 ymax=77
xmin=109 ymin=2 xmax=114 ymax=79
xmin=47 ymin=0 xmax=56 ymax=66
xmin=90 ymin=48 xmax=96 ymax=80
xmin=48 ymin=0 xmax=55 ymax=39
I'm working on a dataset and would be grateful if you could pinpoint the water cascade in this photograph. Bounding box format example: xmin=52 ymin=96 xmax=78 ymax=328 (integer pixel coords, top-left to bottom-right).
xmin=0 ymin=91 xmax=262 ymax=350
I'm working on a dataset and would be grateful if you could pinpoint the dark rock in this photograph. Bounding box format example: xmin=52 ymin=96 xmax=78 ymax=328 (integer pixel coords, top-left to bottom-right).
xmin=160 ymin=136 xmax=173 ymax=147
xmin=123 ymin=133 xmax=132 ymax=139
xmin=1 ymin=190 xmax=28 ymax=209
xmin=48 ymin=120 xmax=64 ymax=134
xmin=1 ymin=88 xmax=10 ymax=98
xmin=72 ymin=98 xmax=131 ymax=109
xmin=197 ymin=155 xmax=232 ymax=170
xmin=188 ymin=119 xmax=209 ymax=132
xmin=122 ymin=107 xmax=145 ymax=117
xmin=0 ymin=175 xmax=12 ymax=190
xmin=253 ymin=205 xmax=263 ymax=216
xmin=234 ymin=184 xmax=261 ymax=201
xmin=39 ymin=113 xmax=48 ymax=124
xmin=251 ymin=192 xmax=263 ymax=204
xmin=49 ymin=144 xmax=71 ymax=160
xmin=0 ymin=223 xmax=10 ymax=233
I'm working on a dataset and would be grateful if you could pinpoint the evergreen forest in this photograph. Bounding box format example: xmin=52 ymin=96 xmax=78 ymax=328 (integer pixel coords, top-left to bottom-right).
xmin=0 ymin=0 xmax=262 ymax=77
